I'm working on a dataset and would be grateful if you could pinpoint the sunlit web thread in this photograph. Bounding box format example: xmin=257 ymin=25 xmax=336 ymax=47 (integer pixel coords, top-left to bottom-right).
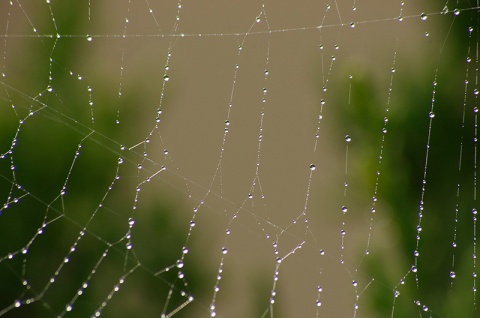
xmin=208 ymin=9 xmax=266 ymax=317
xmin=447 ymin=23 xmax=476 ymax=291
xmin=249 ymin=5 xmax=270 ymax=236
xmin=473 ymin=9 xmax=480 ymax=307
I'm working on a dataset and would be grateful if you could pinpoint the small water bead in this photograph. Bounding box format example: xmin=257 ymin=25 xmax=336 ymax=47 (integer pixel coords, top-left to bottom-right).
xmin=474 ymin=208 xmax=478 ymax=215
xmin=221 ymin=247 xmax=228 ymax=254
xmin=86 ymin=35 xmax=93 ymax=41
xmin=394 ymin=290 xmax=400 ymax=298
xmin=420 ymin=13 xmax=427 ymax=21
xmin=469 ymin=27 xmax=474 ymax=33
xmin=414 ymin=250 xmax=419 ymax=257
xmin=352 ymin=280 xmax=357 ymax=287
xmin=309 ymin=164 xmax=316 ymax=171
xmin=182 ymin=247 xmax=189 ymax=254
xmin=256 ymin=16 xmax=261 ymax=23
xmin=345 ymin=135 xmax=352 ymax=142
xmin=411 ymin=266 xmax=418 ymax=273
xmin=14 ymin=300 xmax=21 ymax=307
xmin=176 ymin=260 xmax=184 ymax=268
xmin=350 ymin=22 xmax=355 ymax=28
xmin=474 ymin=89 xmax=478 ymax=95
xmin=341 ymin=230 xmax=346 ymax=236
xmin=474 ymin=107 xmax=478 ymax=113
xmin=467 ymin=57 xmax=472 ymax=63
xmin=316 ymin=300 xmax=322 ymax=306
xmin=450 ymin=271 xmax=456 ymax=278
xmin=341 ymin=206 xmax=347 ymax=213
xmin=422 ymin=305 xmax=428 ymax=312
xmin=398 ymin=16 xmax=404 ymax=22
xmin=453 ymin=8 xmax=460 ymax=16
xmin=126 ymin=242 xmax=132 ymax=250
xmin=163 ymin=75 xmax=170 ymax=82
xmin=428 ymin=111 xmax=435 ymax=118
xmin=319 ymin=249 xmax=325 ymax=255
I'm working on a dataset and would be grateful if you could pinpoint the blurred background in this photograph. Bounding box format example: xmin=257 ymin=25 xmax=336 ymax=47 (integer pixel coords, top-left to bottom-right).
xmin=0 ymin=1 xmax=478 ymax=317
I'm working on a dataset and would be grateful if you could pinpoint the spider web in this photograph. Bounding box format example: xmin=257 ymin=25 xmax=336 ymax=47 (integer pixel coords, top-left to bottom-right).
xmin=0 ymin=0 xmax=479 ymax=317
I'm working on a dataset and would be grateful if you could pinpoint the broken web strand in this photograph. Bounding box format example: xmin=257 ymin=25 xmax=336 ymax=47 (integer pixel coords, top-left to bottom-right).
xmin=209 ymin=7 xmax=272 ymax=317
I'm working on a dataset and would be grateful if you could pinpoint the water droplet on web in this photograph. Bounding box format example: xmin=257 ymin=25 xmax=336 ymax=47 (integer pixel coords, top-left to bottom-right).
xmin=126 ymin=242 xmax=132 ymax=250
xmin=350 ymin=22 xmax=355 ymax=28
xmin=66 ymin=304 xmax=73 ymax=311
xmin=341 ymin=206 xmax=347 ymax=213
xmin=469 ymin=27 xmax=474 ymax=33
xmin=475 ymin=89 xmax=479 ymax=95
xmin=453 ymin=8 xmax=460 ymax=16
xmin=352 ymin=280 xmax=357 ymax=287
xmin=86 ymin=35 xmax=93 ymax=41
xmin=118 ymin=158 xmax=123 ymax=164
xmin=428 ymin=111 xmax=435 ymax=118
xmin=309 ymin=164 xmax=316 ymax=171
xmin=256 ymin=17 xmax=261 ymax=23
xmin=450 ymin=271 xmax=456 ymax=278
xmin=420 ymin=13 xmax=427 ymax=21
xmin=14 ymin=300 xmax=21 ymax=307
xmin=163 ymin=75 xmax=170 ymax=82
xmin=182 ymin=247 xmax=189 ymax=254
xmin=176 ymin=260 xmax=184 ymax=268
xmin=316 ymin=300 xmax=322 ymax=306
xmin=341 ymin=230 xmax=346 ymax=236
xmin=411 ymin=265 xmax=417 ymax=273
xmin=221 ymin=247 xmax=228 ymax=254
xmin=345 ymin=135 xmax=352 ymax=142
xmin=398 ymin=16 xmax=404 ymax=22
xmin=467 ymin=57 xmax=471 ymax=63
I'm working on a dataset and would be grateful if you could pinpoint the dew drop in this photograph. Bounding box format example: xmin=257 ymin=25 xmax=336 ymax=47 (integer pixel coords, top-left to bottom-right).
xmin=182 ymin=247 xmax=189 ymax=254
xmin=453 ymin=8 xmax=460 ymax=16
xmin=411 ymin=266 xmax=417 ymax=273
xmin=163 ymin=75 xmax=170 ymax=82
xmin=176 ymin=260 xmax=184 ymax=268
xmin=66 ymin=304 xmax=73 ymax=311
xmin=345 ymin=135 xmax=352 ymax=142
xmin=428 ymin=111 xmax=435 ymax=118
xmin=118 ymin=158 xmax=124 ymax=164
xmin=86 ymin=35 xmax=93 ymax=41
xmin=420 ymin=13 xmax=427 ymax=20
xmin=221 ymin=247 xmax=228 ymax=254
xmin=309 ymin=164 xmax=316 ymax=171
xmin=341 ymin=206 xmax=347 ymax=213
xmin=450 ymin=271 xmax=456 ymax=278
